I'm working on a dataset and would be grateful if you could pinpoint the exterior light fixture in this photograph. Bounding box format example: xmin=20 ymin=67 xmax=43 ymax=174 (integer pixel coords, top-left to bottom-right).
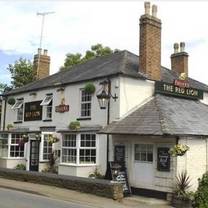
xmin=96 ymin=80 xmax=118 ymax=110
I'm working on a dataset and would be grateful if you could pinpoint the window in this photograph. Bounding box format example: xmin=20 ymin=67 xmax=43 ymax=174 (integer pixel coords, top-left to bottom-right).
xmin=12 ymin=99 xmax=24 ymax=121
xmin=43 ymin=134 xmax=52 ymax=160
xmin=135 ymin=144 xmax=153 ymax=162
xmin=62 ymin=134 xmax=77 ymax=163
xmin=80 ymin=134 xmax=96 ymax=164
xmin=0 ymin=134 xmax=8 ymax=157
xmin=61 ymin=133 xmax=96 ymax=165
xmin=10 ymin=134 xmax=24 ymax=157
xmin=41 ymin=94 xmax=53 ymax=120
xmin=80 ymin=90 xmax=91 ymax=117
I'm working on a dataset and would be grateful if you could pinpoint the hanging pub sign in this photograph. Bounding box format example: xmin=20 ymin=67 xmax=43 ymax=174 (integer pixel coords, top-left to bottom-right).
xmin=155 ymin=81 xmax=203 ymax=100
xmin=109 ymin=161 xmax=131 ymax=196
xmin=157 ymin=147 xmax=170 ymax=172
xmin=24 ymin=101 xmax=42 ymax=121
xmin=55 ymin=104 xmax=69 ymax=113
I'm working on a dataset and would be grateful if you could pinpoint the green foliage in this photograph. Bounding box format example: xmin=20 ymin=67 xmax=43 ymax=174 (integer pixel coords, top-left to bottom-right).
xmin=174 ymin=171 xmax=191 ymax=200
xmin=84 ymin=82 xmax=96 ymax=94
xmin=60 ymin=43 xmax=120 ymax=71
xmin=42 ymin=152 xmax=58 ymax=174
xmin=89 ymin=168 xmax=104 ymax=179
xmin=194 ymin=172 xmax=208 ymax=208
xmin=7 ymin=97 xmax=15 ymax=105
xmin=6 ymin=124 xmax=14 ymax=130
xmin=0 ymin=83 xmax=8 ymax=93
xmin=69 ymin=121 xmax=80 ymax=130
xmin=7 ymin=57 xmax=35 ymax=88
xmin=15 ymin=164 xmax=26 ymax=170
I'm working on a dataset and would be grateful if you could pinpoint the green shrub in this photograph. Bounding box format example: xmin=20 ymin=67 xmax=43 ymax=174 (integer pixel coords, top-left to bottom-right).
xmin=194 ymin=172 xmax=208 ymax=208
xmin=7 ymin=124 xmax=14 ymax=130
xmin=15 ymin=164 xmax=26 ymax=170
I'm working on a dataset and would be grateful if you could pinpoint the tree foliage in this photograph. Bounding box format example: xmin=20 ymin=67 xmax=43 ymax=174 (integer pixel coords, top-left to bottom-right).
xmin=7 ymin=58 xmax=35 ymax=88
xmin=61 ymin=43 xmax=119 ymax=71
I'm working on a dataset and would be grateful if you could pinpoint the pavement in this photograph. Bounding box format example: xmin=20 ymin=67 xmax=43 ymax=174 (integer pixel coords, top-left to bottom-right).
xmin=0 ymin=177 xmax=173 ymax=208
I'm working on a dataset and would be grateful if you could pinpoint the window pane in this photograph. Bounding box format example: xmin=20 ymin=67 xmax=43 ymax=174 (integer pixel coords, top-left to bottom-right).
xmin=135 ymin=144 xmax=153 ymax=162
xmin=43 ymin=134 xmax=53 ymax=160
xmin=10 ymin=134 xmax=24 ymax=158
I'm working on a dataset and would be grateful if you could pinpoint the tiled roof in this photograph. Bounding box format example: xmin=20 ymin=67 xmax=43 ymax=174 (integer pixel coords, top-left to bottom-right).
xmin=4 ymin=50 xmax=208 ymax=96
xmin=100 ymin=94 xmax=208 ymax=136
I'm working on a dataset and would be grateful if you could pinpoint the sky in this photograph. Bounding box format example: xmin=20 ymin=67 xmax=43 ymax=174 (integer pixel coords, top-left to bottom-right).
xmin=0 ymin=1 xmax=208 ymax=85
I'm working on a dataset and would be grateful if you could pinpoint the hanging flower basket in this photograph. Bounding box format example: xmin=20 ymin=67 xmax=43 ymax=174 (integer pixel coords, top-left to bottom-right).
xmin=169 ymin=144 xmax=189 ymax=157
xmin=69 ymin=121 xmax=80 ymax=130
xmin=22 ymin=134 xmax=29 ymax=143
xmin=48 ymin=135 xmax=59 ymax=144
xmin=35 ymin=134 xmax=41 ymax=142
xmin=6 ymin=124 xmax=14 ymax=131
xmin=7 ymin=97 xmax=15 ymax=105
xmin=84 ymin=82 xmax=96 ymax=94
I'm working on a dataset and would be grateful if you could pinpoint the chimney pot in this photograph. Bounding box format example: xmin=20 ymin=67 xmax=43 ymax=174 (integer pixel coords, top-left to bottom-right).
xmin=152 ymin=5 xmax=157 ymax=17
xmin=43 ymin=49 xmax=48 ymax=56
xmin=180 ymin=42 xmax=185 ymax=52
xmin=38 ymin=48 xmax=42 ymax=55
xmin=174 ymin=43 xmax=179 ymax=54
xmin=144 ymin=2 xmax=151 ymax=15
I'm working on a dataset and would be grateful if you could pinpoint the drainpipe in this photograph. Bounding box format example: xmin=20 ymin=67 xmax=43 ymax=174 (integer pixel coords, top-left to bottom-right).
xmin=2 ymin=96 xmax=7 ymax=131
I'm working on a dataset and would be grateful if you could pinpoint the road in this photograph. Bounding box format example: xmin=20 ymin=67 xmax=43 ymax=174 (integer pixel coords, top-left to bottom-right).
xmin=0 ymin=187 xmax=93 ymax=208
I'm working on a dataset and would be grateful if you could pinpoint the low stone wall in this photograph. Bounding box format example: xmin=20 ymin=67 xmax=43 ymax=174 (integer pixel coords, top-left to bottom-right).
xmin=0 ymin=168 xmax=123 ymax=200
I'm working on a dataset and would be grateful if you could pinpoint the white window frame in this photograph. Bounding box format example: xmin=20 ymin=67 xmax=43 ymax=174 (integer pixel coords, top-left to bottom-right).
xmin=40 ymin=133 xmax=53 ymax=161
xmin=41 ymin=94 xmax=53 ymax=120
xmin=9 ymin=134 xmax=25 ymax=158
xmin=134 ymin=144 xmax=153 ymax=163
xmin=0 ymin=134 xmax=9 ymax=158
xmin=80 ymin=89 xmax=92 ymax=118
xmin=12 ymin=99 xmax=23 ymax=109
xmin=61 ymin=133 xmax=97 ymax=166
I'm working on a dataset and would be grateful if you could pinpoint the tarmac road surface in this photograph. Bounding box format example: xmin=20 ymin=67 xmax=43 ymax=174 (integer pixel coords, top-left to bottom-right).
xmin=0 ymin=187 xmax=94 ymax=208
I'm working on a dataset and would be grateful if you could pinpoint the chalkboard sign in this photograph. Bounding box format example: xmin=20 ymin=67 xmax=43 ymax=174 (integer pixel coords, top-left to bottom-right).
xmin=157 ymin=147 xmax=170 ymax=172
xmin=114 ymin=145 xmax=125 ymax=162
xmin=109 ymin=161 xmax=131 ymax=196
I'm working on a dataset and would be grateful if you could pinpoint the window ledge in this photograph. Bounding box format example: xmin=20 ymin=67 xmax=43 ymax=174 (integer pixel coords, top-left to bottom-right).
xmin=76 ymin=117 xmax=91 ymax=121
xmin=13 ymin=121 xmax=23 ymax=124
xmin=43 ymin=119 xmax=52 ymax=122
xmin=39 ymin=160 xmax=49 ymax=163
xmin=7 ymin=157 xmax=26 ymax=160
xmin=59 ymin=163 xmax=97 ymax=167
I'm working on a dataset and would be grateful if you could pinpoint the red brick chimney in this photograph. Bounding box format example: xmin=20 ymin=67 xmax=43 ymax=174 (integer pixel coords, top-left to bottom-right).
xmin=33 ymin=48 xmax=50 ymax=80
xmin=139 ymin=2 xmax=162 ymax=81
xmin=171 ymin=42 xmax=189 ymax=76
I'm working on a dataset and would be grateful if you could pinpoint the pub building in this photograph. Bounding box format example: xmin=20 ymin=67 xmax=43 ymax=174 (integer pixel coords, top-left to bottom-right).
xmin=1 ymin=2 xmax=208 ymax=198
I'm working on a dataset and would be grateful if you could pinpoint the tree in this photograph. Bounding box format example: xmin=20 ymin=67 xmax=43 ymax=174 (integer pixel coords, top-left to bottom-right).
xmin=7 ymin=58 xmax=35 ymax=88
xmin=61 ymin=43 xmax=119 ymax=71
xmin=0 ymin=83 xmax=8 ymax=93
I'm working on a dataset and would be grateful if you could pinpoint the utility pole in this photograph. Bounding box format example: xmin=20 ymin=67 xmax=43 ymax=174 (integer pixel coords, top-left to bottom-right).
xmin=36 ymin=11 xmax=55 ymax=76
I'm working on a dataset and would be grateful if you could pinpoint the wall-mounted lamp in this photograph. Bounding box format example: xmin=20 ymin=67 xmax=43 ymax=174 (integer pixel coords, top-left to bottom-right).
xmin=96 ymin=80 xmax=118 ymax=110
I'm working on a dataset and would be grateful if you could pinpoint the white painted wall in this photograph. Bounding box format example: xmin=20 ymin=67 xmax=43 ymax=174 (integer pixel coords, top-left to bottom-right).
xmin=176 ymin=137 xmax=207 ymax=191
xmin=112 ymin=135 xmax=176 ymax=193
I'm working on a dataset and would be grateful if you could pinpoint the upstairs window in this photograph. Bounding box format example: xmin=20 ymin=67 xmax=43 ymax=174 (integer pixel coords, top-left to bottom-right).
xmin=12 ymin=99 xmax=24 ymax=122
xmin=80 ymin=90 xmax=91 ymax=118
xmin=41 ymin=94 xmax=53 ymax=120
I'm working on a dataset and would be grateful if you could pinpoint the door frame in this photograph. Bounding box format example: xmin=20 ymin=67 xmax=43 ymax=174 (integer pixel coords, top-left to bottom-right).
xmin=29 ymin=139 xmax=40 ymax=171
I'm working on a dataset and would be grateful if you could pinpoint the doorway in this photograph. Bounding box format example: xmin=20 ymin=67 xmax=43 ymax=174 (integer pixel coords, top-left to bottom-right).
xmin=29 ymin=140 xmax=40 ymax=171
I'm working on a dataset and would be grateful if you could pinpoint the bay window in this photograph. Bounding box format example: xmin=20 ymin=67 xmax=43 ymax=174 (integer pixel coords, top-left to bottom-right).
xmin=61 ymin=133 xmax=96 ymax=165
xmin=10 ymin=134 xmax=24 ymax=157
xmin=42 ymin=134 xmax=52 ymax=160
xmin=0 ymin=134 xmax=8 ymax=157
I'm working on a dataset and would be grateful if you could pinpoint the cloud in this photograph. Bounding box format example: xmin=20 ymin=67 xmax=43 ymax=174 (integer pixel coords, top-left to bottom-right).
xmin=1 ymin=1 xmax=208 ymax=84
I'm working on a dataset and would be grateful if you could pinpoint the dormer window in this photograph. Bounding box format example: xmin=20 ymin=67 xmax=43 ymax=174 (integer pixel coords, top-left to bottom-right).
xmin=12 ymin=99 xmax=24 ymax=122
xmin=41 ymin=94 xmax=53 ymax=121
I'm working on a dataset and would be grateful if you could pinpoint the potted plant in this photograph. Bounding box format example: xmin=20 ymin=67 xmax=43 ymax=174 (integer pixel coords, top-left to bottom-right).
xmin=169 ymin=144 xmax=189 ymax=157
xmin=69 ymin=121 xmax=80 ymax=130
xmin=48 ymin=134 xmax=59 ymax=144
xmin=7 ymin=97 xmax=15 ymax=105
xmin=6 ymin=124 xmax=14 ymax=130
xmin=172 ymin=171 xmax=193 ymax=208
xmin=84 ymin=82 xmax=96 ymax=94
